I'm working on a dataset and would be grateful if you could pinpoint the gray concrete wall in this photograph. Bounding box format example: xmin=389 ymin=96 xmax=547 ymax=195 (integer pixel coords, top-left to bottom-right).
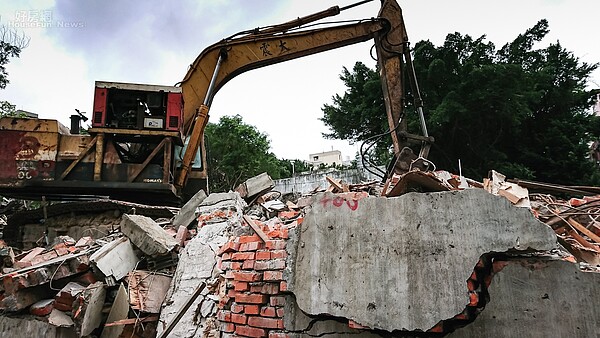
xmin=287 ymin=189 xmax=558 ymax=332
xmin=273 ymin=166 xmax=384 ymax=194
xmin=448 ymin=258 xmax=600 ymax=338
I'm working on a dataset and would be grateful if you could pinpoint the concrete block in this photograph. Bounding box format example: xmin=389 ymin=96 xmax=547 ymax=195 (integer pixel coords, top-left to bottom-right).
xmin=235 ymin=173 xmax=274 ymax=199
xmin=290 ymin=189 xmax=558 ymax=332
xmin=90 ymin=237 xmax=138 ymax=281
xmin=120 ymin=214 xmax=178 ymax=257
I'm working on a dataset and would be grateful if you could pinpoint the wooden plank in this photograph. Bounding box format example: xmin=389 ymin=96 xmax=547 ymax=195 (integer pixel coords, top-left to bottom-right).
xmin=243 ymin=215 xmax=269 ymax=243
xmin=567 ymin=229 xmax=599 ymax=251
xmin=326 ymin=176 xmax=344 ymax=192
xmin=94 ymin=133 xmax=105 ymax=181
xmin=568 ymin=218 xmax=600 ymax=244
xmin=163 ymin=137 xmax=172 ymax=183
xmin=103 ymin=316 xmax=159 ymax=327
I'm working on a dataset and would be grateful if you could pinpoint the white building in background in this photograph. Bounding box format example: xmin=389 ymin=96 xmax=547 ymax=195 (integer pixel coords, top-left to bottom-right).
xmin=309 ymin=150 xmax=343 ymax=167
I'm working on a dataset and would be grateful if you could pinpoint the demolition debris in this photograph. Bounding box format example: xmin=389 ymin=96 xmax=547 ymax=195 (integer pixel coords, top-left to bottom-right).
xmin=0 ymin=170 xmax=598 ymax=337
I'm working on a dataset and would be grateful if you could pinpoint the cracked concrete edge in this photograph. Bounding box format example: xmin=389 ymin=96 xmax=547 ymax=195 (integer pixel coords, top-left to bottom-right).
xmin=288 ymin=189 xmax=560 ymax=333
xmin=157 ymin=192 xmax=246 ymax=338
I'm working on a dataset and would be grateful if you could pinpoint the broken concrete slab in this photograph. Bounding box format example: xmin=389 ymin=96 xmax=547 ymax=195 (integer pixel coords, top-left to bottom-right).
xmin=77 ymin=281 xmax=106 ymax=336
xmin=100 ymin=283 xmax=129 ymax=338
xmin=0 ymin=315 xmax=77 ymax=337
xmin=289 ymin=189 xmax=558 ymax=332
xmin=90 ymin=237 xmax=138 ymax=281
xmin=235 ymin=172 xmax=274 ymax=200
xmin=448 ymin=258 xmax=600 ymax=337
xmin=172 ymin=189 xmax=207 ymax=228
xmin=120 ymin=214 xmax=178 ymax=257
xmin=49 ymin=308 xmax=75 ymax=328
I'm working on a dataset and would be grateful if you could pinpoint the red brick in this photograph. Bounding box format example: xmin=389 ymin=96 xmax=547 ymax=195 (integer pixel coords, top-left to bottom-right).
xmin=233 ymin=271 xmax=262 ymax=282
xmin=263 ymin=271 xmax=283 ymax=281
xmin=232 ymin=252 xmax=255 ymax=261
xmin=270 ymin=250 xmax=287 ymax=259
xmin=217 ymin=310 xmax=232 ymax=322
xmin=219 ymin=242 xmax=240 ymax=255
xmin=244 ymin=304 xmax=260 ymax=315
xmin=260 ymin=306 xmax=276 ymax=317
xmin=240 ymin=241 xmax=262 ymax=252
xmin=276 ymin=307 xmax=285 ymax=317
xmin=269 ymin=332 xmax=289 ymax=338
xmin=225 ymin=270 xmax=235 ymax=279
xmin=255 ymin=251 xmax=271 ymax=260
xmin=248 ymin=317 xmax=283 ymax=329
xmin=254 ymin=259 xmax=285 ymax=271
xmin=235 ymin=325 xmax=266 ymax=338
xmin=242 ymin=260 xmax=255 ymax=270
xmin=270 ymin=296 xmax=286 ymax=307
xmin=279 ymin=281 xmax=287 ymax=292
xmin=348 ymin=319 xmax=367 ymax=329
xmin=221 ymin=322 xmax=235 ymax=333
xmin=265 ymin=240 xmax=286 ymax=250
xmin=222 ymin=253 xmax=232 ymax=261
xmin=235 ymin=293 xmax=268 ymax=304
xmin=232 ymin=313 xmax=247 ymax=325
xmin=250 ymin=283 xmax=264 ymax=293
xmin=231 ymin=303 xmax=245 ymax=313
xmin=231 ymin=262 xmax=243 ymax=270
xmin=260 ymin=283 xmax=279 ymax=295
xmin=234 ymin=282 xmax=249 ymax=292
xmin=239 ymin=235 xmax=262 ymax=243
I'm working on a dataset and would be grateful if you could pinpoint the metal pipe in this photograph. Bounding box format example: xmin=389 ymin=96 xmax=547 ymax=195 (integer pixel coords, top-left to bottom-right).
xmin=340 ymin=0 xmax=374 ymax=12
xmin=204 ymin=51 xmax=226 ymax=106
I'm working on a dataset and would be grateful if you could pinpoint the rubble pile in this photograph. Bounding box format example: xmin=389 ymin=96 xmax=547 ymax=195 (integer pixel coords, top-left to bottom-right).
xmin=0 ymin=169 xmax=598 ymax=337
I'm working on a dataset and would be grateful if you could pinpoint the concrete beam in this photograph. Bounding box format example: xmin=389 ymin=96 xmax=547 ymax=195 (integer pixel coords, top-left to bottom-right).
xmin=289 ymin=189 xmax=558 ymax=332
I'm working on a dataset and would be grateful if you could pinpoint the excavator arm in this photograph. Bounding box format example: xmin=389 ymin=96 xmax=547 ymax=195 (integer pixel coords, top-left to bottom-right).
xmin=176 ymin=0 xmax=429 ymax=188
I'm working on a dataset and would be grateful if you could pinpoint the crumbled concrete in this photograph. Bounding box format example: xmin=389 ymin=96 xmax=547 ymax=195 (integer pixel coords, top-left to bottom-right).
xmin=0 ymin=316 xmax=77 ymax=337
xmin=448 ymin=258 xmax=600 ymax=338
xmin=120 ymin=214 xmax=178 ymax=256
xmin=290 ymin=189 xmax=558 ymax=332
xmin=284 ymin=295 xmax=382 ymax=337
xmin=157 ymin=192 xmax=246 ymax=338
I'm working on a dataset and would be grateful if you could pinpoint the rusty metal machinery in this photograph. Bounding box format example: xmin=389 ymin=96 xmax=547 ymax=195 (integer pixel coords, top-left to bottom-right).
xmin=0 ymin=0 xmax=431 ymax=205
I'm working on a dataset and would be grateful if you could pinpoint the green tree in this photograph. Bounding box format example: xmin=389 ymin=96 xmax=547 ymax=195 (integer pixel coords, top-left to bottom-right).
xmin=320 ymin=62 xmax=391 ymax=165
xmin=322 ymin=20 xmax=600 ymax=185
xmin=1 ymin=25 xmax=29 ymax=89
xmin=204 ymin=115 xmax=286 ymax=192
xmin=0 ymin=100 xmax=16 ymax=117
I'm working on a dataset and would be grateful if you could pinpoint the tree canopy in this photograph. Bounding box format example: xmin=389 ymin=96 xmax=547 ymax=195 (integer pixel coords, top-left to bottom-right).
xmin=321 ymin=20 xmax=600 ymax=185
xmin=204 ymin=115 xmax=290 ymax=192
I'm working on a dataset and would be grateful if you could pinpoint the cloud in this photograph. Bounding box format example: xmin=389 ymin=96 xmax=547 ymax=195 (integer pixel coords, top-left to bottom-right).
xmin=46 ymin=0 xmax=287 ymax=85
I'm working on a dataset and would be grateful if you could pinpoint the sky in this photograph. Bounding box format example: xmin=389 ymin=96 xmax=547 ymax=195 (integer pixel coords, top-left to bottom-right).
xmin=1 ymin=0 xmax=599 ymax=162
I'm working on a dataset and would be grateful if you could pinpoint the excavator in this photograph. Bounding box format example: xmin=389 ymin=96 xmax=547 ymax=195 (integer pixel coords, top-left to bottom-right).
xmin=0 ymin=0 xmax=431 ymax=206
